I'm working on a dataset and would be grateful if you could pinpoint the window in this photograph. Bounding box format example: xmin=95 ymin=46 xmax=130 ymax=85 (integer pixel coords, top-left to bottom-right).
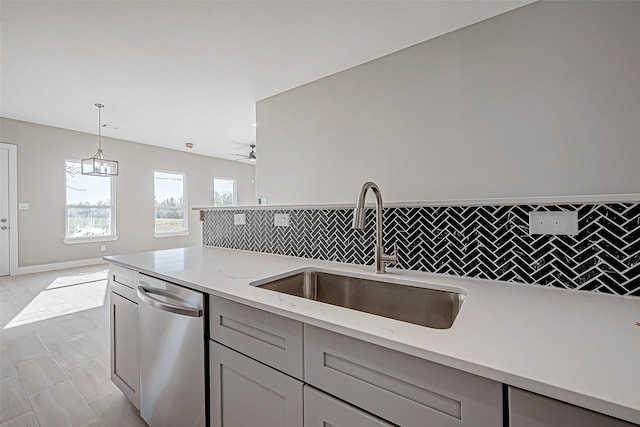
xmin=214 ymin=177 xmax=235 ymax=207
xmin=65 ymin=160 xmax=116 ymax=243
xmin=154 ymin=171 xmax=187 ymax=235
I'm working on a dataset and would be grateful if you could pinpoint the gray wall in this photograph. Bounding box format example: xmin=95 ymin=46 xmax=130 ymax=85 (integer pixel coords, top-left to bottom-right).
xmin=256 ymin=1 xmax=640 ymax=205
xmin=0 ymin=118 xmax=256 ymax=267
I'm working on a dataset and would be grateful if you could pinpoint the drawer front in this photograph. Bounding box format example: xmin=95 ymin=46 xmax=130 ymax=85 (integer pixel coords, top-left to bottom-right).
xmin=509 ymin=387 xmax=636 ymax=427
xmin=209 ymin=296 xmax=304 ymax=380
xmin=210 ymin=341 xmax=303 ymax=427
xmin=109 ymin=264 xmax=137 ymax=301
xmin=304 ymin=386 xmax=394 ymax=427
xmin=305 ymin=325 xmax=502 ymax=427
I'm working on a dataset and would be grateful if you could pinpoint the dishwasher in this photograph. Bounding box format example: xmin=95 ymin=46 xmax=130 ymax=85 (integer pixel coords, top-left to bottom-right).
xmin=137 ymin=274 xmax=206 ymax=427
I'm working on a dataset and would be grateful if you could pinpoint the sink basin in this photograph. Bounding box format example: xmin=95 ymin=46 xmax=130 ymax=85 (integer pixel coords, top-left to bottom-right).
xmin=255 ymin=270 xmax=465 ymax=329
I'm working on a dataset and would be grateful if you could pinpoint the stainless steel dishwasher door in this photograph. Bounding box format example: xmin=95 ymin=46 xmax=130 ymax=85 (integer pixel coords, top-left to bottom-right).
xmin=137 ymin=274 xmax=205 ymax=427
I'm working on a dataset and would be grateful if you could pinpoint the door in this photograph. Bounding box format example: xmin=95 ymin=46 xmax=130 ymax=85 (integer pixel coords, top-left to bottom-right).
xmin=0 ymin=147 xmax=10 ymax=276
xmin=110 ymin=291 xmax=140 ymax=409
xmin=210 ymin=341 xmax=303 ymax=427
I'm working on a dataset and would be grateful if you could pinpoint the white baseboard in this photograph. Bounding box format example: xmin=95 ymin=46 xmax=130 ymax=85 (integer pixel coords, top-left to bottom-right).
xmin=14 ymin=258 xmax=107 ymax=275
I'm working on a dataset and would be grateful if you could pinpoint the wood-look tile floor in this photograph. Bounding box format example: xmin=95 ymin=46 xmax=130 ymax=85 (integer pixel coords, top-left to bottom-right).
xmin=0 ymin=265 xmax=147 ymax=427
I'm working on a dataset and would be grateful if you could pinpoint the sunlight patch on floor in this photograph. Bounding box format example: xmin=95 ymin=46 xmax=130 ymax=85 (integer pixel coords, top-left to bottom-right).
xmin=3 ymin=271 xmax=109 ymax=329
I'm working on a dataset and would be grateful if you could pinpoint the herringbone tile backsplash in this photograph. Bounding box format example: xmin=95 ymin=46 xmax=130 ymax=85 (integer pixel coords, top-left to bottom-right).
xmin=203 ymin=203 xmax=640 ymax=296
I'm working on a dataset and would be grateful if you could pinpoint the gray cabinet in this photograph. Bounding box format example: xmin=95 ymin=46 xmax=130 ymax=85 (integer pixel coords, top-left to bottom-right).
xmin=304 ymin=386 xmax=394 ymax=427
xmin=109 ymin=265 xmax=140 ymax=409
xmin=508 ymin=387 xmax=636 ymax=427
xmin=210 ymin=341 xmax=303 ymax=427
xmin=305 ymin=324 xmax=502 ymax=427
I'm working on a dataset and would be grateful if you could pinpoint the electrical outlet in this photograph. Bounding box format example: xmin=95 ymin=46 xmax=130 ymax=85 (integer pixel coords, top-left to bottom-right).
xmin=18 ymin=203 xmax=29 ymax=210
xmin=529 ymin=211 xmax=579 ymax=236
xmin=274 ymin=213 xmax=290 ymax=227
xmin=234 ymin=213 xmax=246 ymax=226
xmin=100 ymin=245 xmax=107 ymax=252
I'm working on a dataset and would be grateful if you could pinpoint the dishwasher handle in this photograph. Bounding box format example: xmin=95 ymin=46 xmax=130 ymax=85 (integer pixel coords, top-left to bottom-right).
xmin=137 ymin=286 xmax=203 ymax=317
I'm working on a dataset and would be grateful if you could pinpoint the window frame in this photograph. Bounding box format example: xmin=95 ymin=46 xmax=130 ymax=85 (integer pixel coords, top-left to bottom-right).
xmin=63 ymin=159 xmax=118 ymax=245
xmin=153 ymin=169 xmax=189 ymax=237
xmin=213 ymin=177 xmax=237 ymax=207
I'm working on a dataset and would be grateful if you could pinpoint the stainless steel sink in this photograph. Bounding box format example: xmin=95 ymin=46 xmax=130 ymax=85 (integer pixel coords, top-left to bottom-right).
xmin=255 ymin=270 xmax=465 ymax=329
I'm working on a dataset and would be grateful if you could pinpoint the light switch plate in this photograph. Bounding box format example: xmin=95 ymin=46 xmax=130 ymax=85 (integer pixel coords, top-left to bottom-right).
xmin=234 ymin=213 xmax=246 ymax=226
xmin=529 ymin=211 xmax=579 ymax=236
xmin=274 ymin=213 xmax=290 ymax=227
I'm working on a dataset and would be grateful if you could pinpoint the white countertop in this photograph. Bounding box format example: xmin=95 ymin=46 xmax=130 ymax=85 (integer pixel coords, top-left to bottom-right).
xmin=106 ymin=246 xmax=640 ymax=424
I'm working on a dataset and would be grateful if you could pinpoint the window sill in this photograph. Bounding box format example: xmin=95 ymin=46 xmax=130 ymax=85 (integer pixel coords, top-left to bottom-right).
xmin=154 ymin=231 xmax=190 ymax=238
xmin=63 ymin=235 xmax=119 ymax=245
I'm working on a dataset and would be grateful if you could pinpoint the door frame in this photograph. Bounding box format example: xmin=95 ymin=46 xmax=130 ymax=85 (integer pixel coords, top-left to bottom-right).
xmin=0 ymin=143 xmax=18 ymax=275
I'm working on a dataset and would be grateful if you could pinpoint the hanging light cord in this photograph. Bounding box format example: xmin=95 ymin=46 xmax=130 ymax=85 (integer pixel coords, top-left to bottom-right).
xmin=98 ymin=105 xmax=102 ymax=151
xmin=95 ymin=103 xmax=104 ymax=157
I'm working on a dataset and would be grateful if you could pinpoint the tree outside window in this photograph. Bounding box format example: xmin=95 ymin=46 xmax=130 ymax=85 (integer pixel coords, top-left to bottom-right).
xmin=65 ymin=161 xmax=115 ymax=240
xmin=154 ymin=171 xmax=187 ymax=234
xmin=214 ymin=178 xmax=235 ymax=207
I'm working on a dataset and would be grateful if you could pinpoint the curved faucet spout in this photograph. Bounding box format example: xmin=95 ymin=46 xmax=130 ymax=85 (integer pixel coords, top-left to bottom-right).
xmin=352 ymin=181 xmax=397 ymax=273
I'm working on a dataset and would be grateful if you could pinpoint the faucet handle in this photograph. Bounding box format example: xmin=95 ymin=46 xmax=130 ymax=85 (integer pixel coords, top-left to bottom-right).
xmin=382 ymin=243 xmax=398 ymax=266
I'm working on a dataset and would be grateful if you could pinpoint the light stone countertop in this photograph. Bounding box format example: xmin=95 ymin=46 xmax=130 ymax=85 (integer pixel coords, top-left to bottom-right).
xmin=105 ymin=246 xmax=640 ymax=424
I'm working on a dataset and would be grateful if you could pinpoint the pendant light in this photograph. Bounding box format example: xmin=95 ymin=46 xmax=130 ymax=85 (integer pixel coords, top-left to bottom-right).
xmin=81 ymin=103 xmax=119 ymax=176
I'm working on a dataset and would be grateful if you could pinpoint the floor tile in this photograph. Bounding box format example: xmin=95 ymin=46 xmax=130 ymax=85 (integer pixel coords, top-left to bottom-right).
xmin=65 ymin=359 xmax=118 ymax=404
xmin=0 ymin=411 xmax=39 ymax=427
xmin=0 ymin=377 xmax=30 ymax=423
xmin=15 ymin=355 xmax=67 ymax=396
xmin=29 ymin=381 xmax=97 ymax=427
xmin=86 ymin=391 xmax=147 ymax=427
xmin=45 ymin=329 xmax=105 ymax=371
xmin=1 ymin=336 xmax=48 ymax=364
xmin=0 ymin=350 xmax=17 ymax=380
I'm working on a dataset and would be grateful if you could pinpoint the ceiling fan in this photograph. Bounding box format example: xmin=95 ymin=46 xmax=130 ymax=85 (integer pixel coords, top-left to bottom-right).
xmin=228 ymin=144 xmax=256 ymax=162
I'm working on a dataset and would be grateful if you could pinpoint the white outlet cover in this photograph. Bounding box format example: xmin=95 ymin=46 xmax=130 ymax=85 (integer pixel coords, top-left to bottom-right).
xmin=18 ymin=202 xmax=29 ymax=210
xmin=274 ymin=213 xmax=290 ymax=227
xmin=234 ymin=213 xmax=246 ymax=226
xmin=529 ymin=211 xmax=579 ymax=236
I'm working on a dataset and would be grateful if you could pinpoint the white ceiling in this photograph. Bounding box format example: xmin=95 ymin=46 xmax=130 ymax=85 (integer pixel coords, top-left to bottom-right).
xmin=1 ymin=0 xmax=532 ymax=161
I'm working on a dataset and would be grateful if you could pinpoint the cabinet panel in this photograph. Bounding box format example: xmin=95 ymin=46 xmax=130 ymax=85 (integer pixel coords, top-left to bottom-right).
xmin=304 ymin=386 xmax=394 ymax=427
xmin=109 ymin=265 xmax=137 ymax=301
xmin=305 ymin=325 xmax=502 ymax=427
xmin=110 ymin=291 xmax=140 ymax=409
xmin=209 ymin=296 xmax=303 ymax=379
xmin=210 ymin=341 xmax=303 ymax=427
xmin=509 ymin=387 xmax=636 ymax=427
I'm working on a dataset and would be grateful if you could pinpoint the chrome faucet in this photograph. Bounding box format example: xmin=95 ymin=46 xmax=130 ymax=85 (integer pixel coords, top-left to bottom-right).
xmin=352 ymin=181 xmax=398 ymax=273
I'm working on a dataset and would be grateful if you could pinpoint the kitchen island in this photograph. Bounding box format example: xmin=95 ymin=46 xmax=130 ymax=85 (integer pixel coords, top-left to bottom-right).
xmin=106 ymin=246 xmax=640 ymax=426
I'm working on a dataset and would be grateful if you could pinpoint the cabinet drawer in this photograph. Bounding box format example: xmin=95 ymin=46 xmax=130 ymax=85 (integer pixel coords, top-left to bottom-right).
xmin=305 ymin=325 xmax=502 ymax=427
xmin=210 ymin=341 xmax=303 ymax=427
xmin=508 ymin=387 xmax=636 ymax=427
xmin=109 ymin=265 xmax=137 ymax=302
xmin=209 ymin=296 xmax=304 ymax=380
xmin=304 ymin=386 xmax=394 ymax=427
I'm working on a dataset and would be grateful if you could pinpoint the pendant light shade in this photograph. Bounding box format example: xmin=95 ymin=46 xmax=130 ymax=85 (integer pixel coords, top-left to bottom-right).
xmin=82 ymin=103 xmax=119 ymax=176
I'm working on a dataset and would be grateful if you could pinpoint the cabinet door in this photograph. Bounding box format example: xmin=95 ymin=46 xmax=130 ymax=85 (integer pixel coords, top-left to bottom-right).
xmin=304 ymin=386 xmax=394 ymax=427
xmin=110 ymin=291 xmax=140 ymax=409
xmin=210 ymin=341 xmax=303 ymax=427
xmin=509 ymin=387 xmax=636 ymax=427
